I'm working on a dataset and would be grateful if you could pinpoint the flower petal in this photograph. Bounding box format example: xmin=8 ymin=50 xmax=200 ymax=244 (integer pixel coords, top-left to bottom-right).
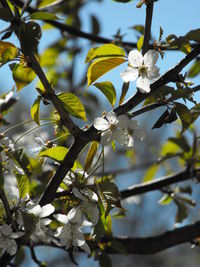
xmin=0 ymin=224 xmax=12 ymax=236
xmin=80 ymin=243 xmax=91 ymax=254
xmin=54 ymin=214 xmax=69 ymax=224
xmin=40 ymin=204 xmax=55 ymax=218
xmin=137 ymin=76 xmax=151 ymax=93
xmin=67 ymin=207 xmax=82 ymax=224
xmin=100 ymin=130 xmax=112 ymax=146
xmin=128 ymin=50 xmax=143 ymax=67
xmin=93 ymin=117 xmax=110 ymax=131
xmin=148 ymin=66 xmax=160 ymax=80
xmin=117 ymin=114 xmax=130 ymax=128
xmin=144 ymin=50 xmax=159 ymax=68
xmin=106 ymin=111 xmax=118 ymax=125
xmin=120 ymin=67 xmax=138 ymax=83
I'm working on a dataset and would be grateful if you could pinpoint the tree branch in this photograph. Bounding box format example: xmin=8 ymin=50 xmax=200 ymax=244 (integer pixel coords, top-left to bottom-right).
xmin=10 ymin=0 xmax=196 ymax=51
xmin=38 ymin=128 xmax=99 ymax=206
xmin=120 ymin=167 xmax=200 ymax=199
xmin=142 ymin=0 xmax=154 ymax=55
xmin=31 ymin=220 xmax=200 ymax=255
xmin=28 ymin=53 xmax=81 ymax=136
xmin=100 ymin=220 xmax=200 ymax=254
xmin=115 ymin=44 xmax=200 ymax=116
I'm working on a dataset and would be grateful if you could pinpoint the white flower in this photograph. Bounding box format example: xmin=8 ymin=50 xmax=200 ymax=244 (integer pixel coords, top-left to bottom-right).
xmin=94 ymin=112 xmax=145 ymax=148
xmin=55 ymin=223 xmax=91 ymax=254
xmin=120 ymin=49 xmax=160 ymax=93
xmin=94 ymin=111 xmax=119 ymax=145
xmin=17 ymin=202 xmax=55 ymax=243
xmin=116 ymin=114 xmax=145 ymax=148
xmin=72 ymin=188 xmax=99 ymax=226
xmin=54 ymin=207 xmax=91 ymax=254
xmin=0 ymin=224 xmax=24 ymax=257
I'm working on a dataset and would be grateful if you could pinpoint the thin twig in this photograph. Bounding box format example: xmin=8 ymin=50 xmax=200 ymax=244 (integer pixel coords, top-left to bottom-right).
xmin=120 ymin=167 xmax=200 ymax=199
xmin=30 ymin=246 xmax=44 ymax=267
xmin=142 ymin=0 xmax=154 ymax=55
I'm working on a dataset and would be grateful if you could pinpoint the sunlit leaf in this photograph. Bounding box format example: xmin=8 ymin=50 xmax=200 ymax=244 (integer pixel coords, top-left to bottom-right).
xmin=10 ymin=63 xmax=36 ymax=91
xmin=30 ymin=11 xmax=60 ymax=21
xmin=84 ymin=142 xmax=99 ymax=172
xmin=85 ymin=44 xmax=125 ymax=63
xmin=159 ymin=194 xmax=173 ymax=205
xmin=38 ymin=146 xmax=68 ymax=163
xmin=87 ymin=57 xmax=125 ymax=85
xmin=188 ymin=60 xmax=200 ymax=78
xmin=15 ymin=172 xmax=30 ymax=199
xmin=143 ymin=164 xmax=158 ymax=182
xmin=137 ymin=35 xmax=144 ymax=51
xmin=168 ymin=136 xmax=190 ymax=152
xmin=31 ymin=97 xmax=41 ymax=125
xmin=0 ymin=41 xmax=19 ymax=64
xmin=57 ymin=92 xmax=87 ymax=121
xmin=94 ymin=81 xmax=116 ymax=107
xmin=38 ymin=0 xmax=63 ymax=8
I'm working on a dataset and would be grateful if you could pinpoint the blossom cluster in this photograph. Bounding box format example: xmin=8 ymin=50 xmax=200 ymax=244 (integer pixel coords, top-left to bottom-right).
xmin=94 ymin=111 xmax=144 ymax=148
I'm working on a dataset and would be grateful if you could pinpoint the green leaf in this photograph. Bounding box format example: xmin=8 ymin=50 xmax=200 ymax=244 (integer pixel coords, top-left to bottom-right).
xmin=0 ymin=41 xmax=19 ymax=64
xmin=190 ymin=104 xmax=200 ymax=123
xmin=31 ymin=97 xmax=41 ymax=125
xmin=131 ymin=24 xmax=145 ymax=35
xmin=186 ymin=28 xmax=200 ymax=42
xmin=175 ymin=102 xmax=191 ymax=132
xmin=85 ymin=44 xmax=125 ymax=63
xmin=10 ymin=63 xmax=36 ymax=91
xmin=87 ymin=57 xmax=125 ymax=85
xmin=168 ymin=136 xmax=190 ymax=152
xmin=38 ymin=146 xmax=68 ymax=163
xmin=57 ymin=92 xmax=87 ymax=121
xmin=161 ymin=141 xmax=181 ymax=157
xmin=108 ymin=241 xmax=127 ymax=254
xmin=143 ymin=164 xmax=158 ymax=182
xmin=84 ymin=142 xmax=99 ymax=172
xmin=119 ymin=82 xmax=129 ymax=105
xmin=21 ymin=211 xmax=36 ymax=236
xmin=19 ymin=21 xmax=42 ymax=55
xmin=188 ymin=60 xmax=200 ymax=78
xmin=98 ymin=181 xmax=121 ymax=218
xmin=175 ymin=201 xmax=188 ymax=223
xmin=94 ymin=81 xmax=116 ymax=107
xmin=91 ymin=15 xmax=100 ymax=36
xmin=137 ymin=35 xmax=144 ymax=51
xmin=158 ymin=194 xmax=173 ymax=205
xmin=38 ymin=0 xmax=62 ymax=8
xmin=30 ymin=11 xmax=60 ymax=21
xmin=15 ymin=172 xmax=30 ymax=199
xmin=0 ymin=7 xmax=14 ymax=22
